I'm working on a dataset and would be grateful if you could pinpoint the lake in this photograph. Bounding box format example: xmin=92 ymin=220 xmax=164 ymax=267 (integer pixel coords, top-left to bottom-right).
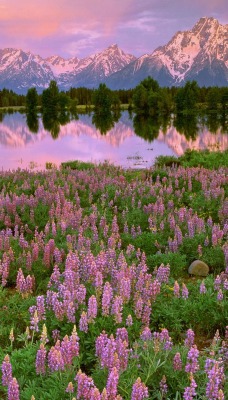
xmin=0 ymin=110 xmax=227 ymax=170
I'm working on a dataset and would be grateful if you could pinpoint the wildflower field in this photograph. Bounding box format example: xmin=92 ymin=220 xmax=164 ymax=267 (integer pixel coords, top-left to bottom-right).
xmin=0 ymin=151 xmax=227 ymax=399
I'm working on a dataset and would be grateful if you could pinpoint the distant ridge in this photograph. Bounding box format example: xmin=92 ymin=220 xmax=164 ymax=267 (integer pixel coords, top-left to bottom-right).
xmin=0 ymin=17 xmax=227 ymax=93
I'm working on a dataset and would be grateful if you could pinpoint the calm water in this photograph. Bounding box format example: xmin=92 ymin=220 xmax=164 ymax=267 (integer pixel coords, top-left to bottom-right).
xmin=0 ymin=111 xmax=227 ymax=170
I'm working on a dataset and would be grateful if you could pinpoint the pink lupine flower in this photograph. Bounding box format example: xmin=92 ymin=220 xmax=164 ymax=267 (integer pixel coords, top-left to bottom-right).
xmin=79 ymin=311 xmax=88 ymax=333
xmin=106 ymin=367 xmax=119 ymax=400
xmin=200 ymin=280 xmax=207 ymax=294
xmin=160 ymin=375 xmax=168 ymax=397
xmin=174 ymin=281 xmax=180 ymax=298
xmin=126 ymin=314 xmax=133 ymax=326
xmin=75 ymin=370 xmax=95 ymax=400
xmin=131 ymin=377 xmax=149 ymax=400
xmin=111 ymin=296 xmax=123 ymax=324
xmin=102 ymin=282 xmax=113 ymax=316
xmin=173 ymin=352 xmax=182 ymax=371
xmin=70 ymin=325 xmax=80 ymax=358
xmin=66 ymin=381 xmax=74 ymax=393
xmin=87 ymin=295 xmax=98 ymax=322
xmin=182 ymin=283 xmax=189 ymax=299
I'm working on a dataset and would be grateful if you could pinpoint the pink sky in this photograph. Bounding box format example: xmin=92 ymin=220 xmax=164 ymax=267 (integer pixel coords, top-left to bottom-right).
xmin=0 ymin=0 xmax=227 ymax=58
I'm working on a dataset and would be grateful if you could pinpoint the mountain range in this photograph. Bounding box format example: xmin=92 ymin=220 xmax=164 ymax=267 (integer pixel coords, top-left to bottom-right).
xmin=0 ymin=17 xmax=227 ymax=93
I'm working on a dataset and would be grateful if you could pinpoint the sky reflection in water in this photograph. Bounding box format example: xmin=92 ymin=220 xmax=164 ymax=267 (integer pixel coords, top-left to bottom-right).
xmin=0 ymin=111 xmax=227 ymax=171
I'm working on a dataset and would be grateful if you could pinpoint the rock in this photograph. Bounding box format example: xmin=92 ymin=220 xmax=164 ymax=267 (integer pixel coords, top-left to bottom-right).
xmin=188 ymin=260 xmax=209 ymax=276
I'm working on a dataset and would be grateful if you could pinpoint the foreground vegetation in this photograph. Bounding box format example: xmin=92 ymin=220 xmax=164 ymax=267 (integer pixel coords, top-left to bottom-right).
xmin=0 ymin=150 xmax=227 ymax=399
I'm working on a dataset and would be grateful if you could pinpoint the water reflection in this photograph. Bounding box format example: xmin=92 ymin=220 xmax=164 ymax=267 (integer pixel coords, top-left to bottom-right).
xmin=0 ymin=110 xmax=227 ymax=170
xmin=26 ymin=113 xmax=39 ymax=134
xmin=173 ymin=113 xmax=199 ymax=140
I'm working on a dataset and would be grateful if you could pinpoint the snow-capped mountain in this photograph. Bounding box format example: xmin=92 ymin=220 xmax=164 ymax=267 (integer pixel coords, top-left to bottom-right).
xmin=106 ymin=17 xmax=228 ymax=89
xmin=0 ymin=17 xmax=227 ymax=93
xmin=0 ymin=48 xmax=55 ymax=92
xmin=57 ymin=44 xmax=136 ymax=89
xmin=0 ymin=45 xmax=136 ymax=93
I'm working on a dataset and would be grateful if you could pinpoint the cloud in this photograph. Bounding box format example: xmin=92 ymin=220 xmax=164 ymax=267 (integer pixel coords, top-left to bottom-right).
xmin=0 ymin=0 xmax=227 ymax=58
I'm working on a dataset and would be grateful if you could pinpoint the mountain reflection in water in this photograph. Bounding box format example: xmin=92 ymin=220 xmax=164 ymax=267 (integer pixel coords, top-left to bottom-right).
xmin=0 ymin=111 xmax=227 ymax=170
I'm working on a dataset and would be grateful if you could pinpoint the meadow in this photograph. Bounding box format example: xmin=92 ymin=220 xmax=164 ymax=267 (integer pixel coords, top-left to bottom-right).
xmin=0 ymin=150 xmax=227 ymax=399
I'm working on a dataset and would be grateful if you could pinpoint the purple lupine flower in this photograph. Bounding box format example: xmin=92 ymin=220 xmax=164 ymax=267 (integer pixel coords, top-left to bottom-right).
xmin=182 ymin=283 xmax=189 ymax=299
xmin=205 ymin=359 xmax=225 ymax=400
xmin=160 ymin=375 xmax=168 ymax=397
xmin=173 ymin=352 xmax=182 ymax=370
xmin=214 ymin=275 xmax=221 ymax=291
xmin=131 ymin=377 xmax=149 ymax=400
xmin=116 ymin=328 xmax=128 ymax=345
xmin=183 ymin=373 xmax=197 ymax=400
xmin=35 ymin=343 xmax=46 ymax=374
xmin=1 ymin=354 xmax=13 ymax=386
xmin=217 ymin=289 xmax=223 ymax=302
xmin=61 ymin=335 xmax=73 ymax=366
xmin=36 ymin=295 xmax=46 ymax=320
xmin=160 ymin=329 xmax=173 ymax=351
xmin=140 ymin=327 xmax=152 ymax=341
xmin=8 ymin=377 xmax=20 ymax=400
xmin=48 ymin=341 xmax=65 ymax=372
xmin=29 ymin=308 xmax=39 ymax=332
xmin=79 ymin=311 xmax=88 ymax=333
xmin=185 ymin=345 xmax=199 ymax=373
xmin=200 ymin=280 xmax=207 ymax=294
xmin=184 ymin=329 xmax=195 ymax=348
xmin=155 ymin=264 xmax=170 ymax=284
xmin=106 ymin=367 xmax=119 ymax=400
xmin=223 ymin=279 xmax=228 ymax=290
xmin=52 ymin=329 xmax=60 ymax=342
xmin=75 ymin=370 xmax=95 ymax=400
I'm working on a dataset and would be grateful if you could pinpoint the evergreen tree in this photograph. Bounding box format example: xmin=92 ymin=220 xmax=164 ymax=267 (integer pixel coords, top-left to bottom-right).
xmin=93 ymin=83 xmax=112 ymax=114
xmin=26 ymin=88 xmax=38 ymax=113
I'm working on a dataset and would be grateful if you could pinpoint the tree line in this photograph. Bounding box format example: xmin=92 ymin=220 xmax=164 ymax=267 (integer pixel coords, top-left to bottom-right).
xmin=0 ymin=79 xmax=227 ymax=112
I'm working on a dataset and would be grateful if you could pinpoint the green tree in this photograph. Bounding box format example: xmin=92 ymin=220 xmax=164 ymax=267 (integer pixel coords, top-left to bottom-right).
xmin=42 ymin=80 xmax=59 ymax=116
xmin=93 ymin=83 xmax=112 ymax=114
xmin=206 ymin=87 xmax=221 ymax=110
xmin=26 ymin=88 xmax=38 ymax=113
xmin=175 ymin=81 xmax=199 ymax=112
xmin=133 ymin=77 xmax=160 ymax=114
xmin=132 ymin=84 xmax=148 ymax=114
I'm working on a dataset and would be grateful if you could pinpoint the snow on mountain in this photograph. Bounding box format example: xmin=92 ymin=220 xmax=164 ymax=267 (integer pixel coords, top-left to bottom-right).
xmin=106 ymin=17 xmax=228 ymax=89
xmin=61 ymin=44 xmax=137 ymax=89
xmin=0 ymin=48 xmax=55 ymax=92
xmin=45 ymin=55 xmax=80 ymax=76
xmin=0 ymin=45 xmax=136 ymax=92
